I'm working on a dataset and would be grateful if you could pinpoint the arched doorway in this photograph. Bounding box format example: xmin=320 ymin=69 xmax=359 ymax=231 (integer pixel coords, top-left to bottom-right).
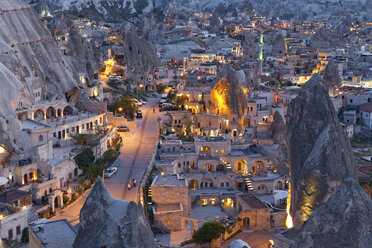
xmin=190 ymin=161 xmax=196 ymax=170
xmin=63 ymin=106 xmax=73 ymax=116
xmin=23 ymin=174 xmax=28 ymax=184
xmin=276 ymin=181 xmax=284 ymax=190
xmin=46 ymin=107 xmax=56 ymax=119
xmin=54 ymin=197 xmax=59 ymax=208
xmin=34 ymin=109 xmax=44 ymax=119
xmin=233 ymin=130 xmax=238 ymax=137
xmin=189 ymin=179 xmax=198 ymax=190
xmin=252 ymin=161 xmax=265 ymax=174
xmin=244 ymin=217 xmax=250 ymax=226
xmin=184 ymin=221 xmax=194 ymax=232
xmin=234 ymin=159 xmax=248 ymax=174
xmin=57 ymin=109 xmax=62 ymax=117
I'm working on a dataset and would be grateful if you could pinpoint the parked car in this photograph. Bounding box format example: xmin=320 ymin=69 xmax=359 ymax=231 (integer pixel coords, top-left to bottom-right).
xmin=104 ymin=167 xmax=118 ymax=178
xmin=134 ymin=98 xmax=143 ymax=106
xmin=117 ymin=125 xmax=130 ymax=132
xmin=139 ymin=99 xmax=147 ymax=105
xmin=109 ymin=75 xmax=116 ymax=80
xmin=136 ymin=110 xmax=143 ymax=118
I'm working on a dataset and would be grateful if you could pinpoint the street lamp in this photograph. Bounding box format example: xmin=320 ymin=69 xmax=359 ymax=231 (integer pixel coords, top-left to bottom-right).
xmin=137 ymin=83 xmax=143 ymax=99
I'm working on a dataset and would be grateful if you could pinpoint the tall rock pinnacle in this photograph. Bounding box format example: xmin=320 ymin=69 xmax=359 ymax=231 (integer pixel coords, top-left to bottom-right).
xmin=286 ymin=74 xmax=356 ymax=227
xmin=292 ymin=178 xmax=372 ymax=248
xmin=73 ymin=177 xmax=158 ymax=248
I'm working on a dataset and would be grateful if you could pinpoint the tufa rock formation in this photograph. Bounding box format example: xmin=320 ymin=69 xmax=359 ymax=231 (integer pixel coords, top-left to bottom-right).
xmin=52 ymin=16 xmax=103 ymax=83
xmin=292 ymin=178 xmax=372 ymax=248
xmin=286 ymin=74 xmax=356 ymax=227
xmin=115 ymin=25 xmax=160 ymax=84
xmin=210 ymin=65 xmax=247 ymax=118
xmin=0 ymin=0 xmax=81 ymax=152
xmin=73 ymin=177 xmax=158 ymax=248
xmin=271 ymin=33 xmax=286 ymax=56
xmin=265 ymin=111 xmax=289 ymax=175
xmin=321 ymin=60 xmax=342 ymax=95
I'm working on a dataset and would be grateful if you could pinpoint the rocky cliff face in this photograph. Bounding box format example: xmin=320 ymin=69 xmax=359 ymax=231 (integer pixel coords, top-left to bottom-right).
xmin=271 ymin=34 xmax=286 ymax=56
xmin=266 ymin=111 xmax=289 ymax=175
xmin=322 ymin=61 xmax=342 ymax=92
xmin=292 ymin=178 xmax=372 ymax=248
xmin=52 ymin=17 xmax=103 ymax=83
xmin=286 ymin=74 xmax=356 ymax=227
xmin=73 ymin=177 xmax=158 ymax=248
xmin=0 ymin=0 xmax=80 ymax=152
xmin=210 ymin=65 xmax=247 ymax=118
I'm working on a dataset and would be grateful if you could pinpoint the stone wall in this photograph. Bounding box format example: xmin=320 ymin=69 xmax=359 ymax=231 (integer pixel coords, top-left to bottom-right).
xmin=79 ymin=101 xmax=107 ymax=114
xmin=153 ymin=207 xmax=183 ymax=231
xmin=151 ymin=184 xmax=191 ymax=216
xmin=271 ymin=211 xmax=287 ymax=227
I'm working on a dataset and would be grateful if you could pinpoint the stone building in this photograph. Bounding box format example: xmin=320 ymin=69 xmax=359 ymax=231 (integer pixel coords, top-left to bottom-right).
xmin=154 ymin=136 xmax=287 ymax=209
xmin=151 ymin=174 xmax=191 ymax=231
xmin=236 ymin=193 xmax=271 ymax=229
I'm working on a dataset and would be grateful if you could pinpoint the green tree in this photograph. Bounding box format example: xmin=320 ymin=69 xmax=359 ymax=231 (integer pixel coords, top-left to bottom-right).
xmin=175 ymin=95 xmax=188 ymax=109
xmin=192 ymin=221 xmax=225 ymax=245
xmin=182 ymin=114 xmax=193 ymax=137
xmin=156 ymin=83 xmax=166 ymax=93
xmin=21 ymin=227 xmax=29 ymax=243
xmin=74 ymin=148 xmax=95 ymax=168
xmin=72 ymin=134 xmax=91 ymax=148
xmin=109 ymin=95 xmax=137 ymax=119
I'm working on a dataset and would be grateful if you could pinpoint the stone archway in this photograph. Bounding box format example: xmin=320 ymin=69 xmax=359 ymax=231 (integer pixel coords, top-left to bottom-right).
xmin=34 ymin=109 xmax=45 ymax=119
xmin=23 ymin=168 xmax=36 ymax=185
xmin=46 ymin=106 xmax=56 ymax=119
xmin=189 ymin=179 xmax=198 ymax=190
xmin=257 ymin=184 xmax=269 ymax=194
xmin=48 ymin=190 xmax=64 ymax=213
xmin=234 ymin=159 xmax=248 ymax=174
xmin=63 ymin=105 xmax=73 ymax=116
xmin=276 ymin=181 xmax=284 ymax=190
xmin=252 ymin=160 xmax=265 ymax=174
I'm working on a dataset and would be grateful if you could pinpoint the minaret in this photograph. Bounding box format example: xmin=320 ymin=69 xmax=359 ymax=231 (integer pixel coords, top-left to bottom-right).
xmin=40 ymin=0 xmax=53 ymax=18
xmin=258 ymin=31 xmax=264 ymax=75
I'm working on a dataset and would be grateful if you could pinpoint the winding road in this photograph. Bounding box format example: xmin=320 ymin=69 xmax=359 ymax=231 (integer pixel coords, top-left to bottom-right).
xmin=51 ymin=97 xmax=159 ymax=225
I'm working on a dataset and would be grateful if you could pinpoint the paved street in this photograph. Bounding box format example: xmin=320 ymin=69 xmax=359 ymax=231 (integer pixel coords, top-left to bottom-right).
xmin=105 ymin=97 xmax=160 ymax=202
xmin=51 ymin=97 xmax=159 ymax=224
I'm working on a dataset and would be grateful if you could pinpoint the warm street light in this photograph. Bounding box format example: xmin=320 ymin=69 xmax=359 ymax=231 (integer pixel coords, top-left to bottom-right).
xmin=118 ymin=107 xmax=123 ymax=112
xmin=139 ymin=84 xmax=143 ymax=89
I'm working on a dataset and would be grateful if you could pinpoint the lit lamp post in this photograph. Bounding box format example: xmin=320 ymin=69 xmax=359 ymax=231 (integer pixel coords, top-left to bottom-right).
xmin=137 ymin=83 xmax=143 ymax=99
xmin=115 ymin=107 xmax=123 ymax=116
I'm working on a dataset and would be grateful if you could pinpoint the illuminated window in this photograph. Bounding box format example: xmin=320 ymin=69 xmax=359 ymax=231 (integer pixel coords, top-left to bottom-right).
xmin=201 ymin=199 xmax=207 ymax=206
xmin=167 ymin=220 xmax=172 ymax=225
xmin=200 ymin=147 xmax=204 ymax=152
xmin=221 ymin=149 xmax=225 ymax=154
xmin=170 ymin=194 xmax=174 ymax=199
xmin=210 ymin=198 xmax=216 ymax=205
xmin=216 ymin=149 xmax=219 ymax=154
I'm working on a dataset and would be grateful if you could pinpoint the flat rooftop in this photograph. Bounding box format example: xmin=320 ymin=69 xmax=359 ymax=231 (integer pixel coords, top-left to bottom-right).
xmin=22 ymin=120 xmax=48 ymax=130
xmin=30 ymin=219 xmax=77 ymax=248
xmin=195 ymin=136 xmax=227 ymax=142
xmin=152 ymin=174 xmax=187 ymax=186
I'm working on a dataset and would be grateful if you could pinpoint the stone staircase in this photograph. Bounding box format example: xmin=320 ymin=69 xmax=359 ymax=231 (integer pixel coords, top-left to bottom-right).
xmin=244 ymin=177 xmax=254 ymax=191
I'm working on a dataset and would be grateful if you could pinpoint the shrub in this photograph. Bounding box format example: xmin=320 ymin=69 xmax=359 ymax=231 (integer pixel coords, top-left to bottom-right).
xmin=21 ymin=227 xmax=29 ymax=243
xmin=192 ymin=221 xmax=225 ymax=244
xmin=74 ymin=149 xmax=95 ymax=168
xmin=71 ymin=193 xmax=77 ymax=202
xmin=63 ymin=194 xmax=70 ymax=205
